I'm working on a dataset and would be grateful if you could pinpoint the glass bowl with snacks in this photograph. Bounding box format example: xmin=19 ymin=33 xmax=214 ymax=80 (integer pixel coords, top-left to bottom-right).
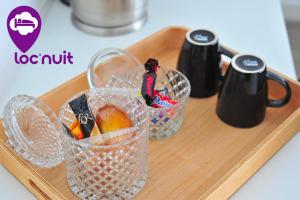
xmin=88 ymin=48 xmax=191 ymax=139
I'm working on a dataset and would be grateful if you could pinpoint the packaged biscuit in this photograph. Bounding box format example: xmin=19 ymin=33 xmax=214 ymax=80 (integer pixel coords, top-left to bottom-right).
xmin=81 ymin=127 xmax=137 ymax=145
xmin=96 ymin=104 xmax=133 ymax=133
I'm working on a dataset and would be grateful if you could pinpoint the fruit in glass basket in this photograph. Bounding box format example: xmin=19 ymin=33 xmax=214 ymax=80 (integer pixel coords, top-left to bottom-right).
xmin=96 ymin=104 xmax=133 ymax=133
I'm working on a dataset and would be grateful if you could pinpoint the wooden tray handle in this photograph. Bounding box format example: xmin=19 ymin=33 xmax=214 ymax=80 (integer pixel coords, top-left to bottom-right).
xmin=29 ymin=179 xmax=52 ymax=200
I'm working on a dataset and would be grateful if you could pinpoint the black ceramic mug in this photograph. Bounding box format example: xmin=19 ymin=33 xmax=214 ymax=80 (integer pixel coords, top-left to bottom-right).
xmin=216 ymin=54 xmax=292 ymax=128
xmin=177 ymin=29 xmax=234 ymax=97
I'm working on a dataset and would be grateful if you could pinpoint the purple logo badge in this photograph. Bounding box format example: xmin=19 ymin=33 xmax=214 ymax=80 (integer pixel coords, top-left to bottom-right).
xmin=7 ymin=6 xmax=41 ymax=53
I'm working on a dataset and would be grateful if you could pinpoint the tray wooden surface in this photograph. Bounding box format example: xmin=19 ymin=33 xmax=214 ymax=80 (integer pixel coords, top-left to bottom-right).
xmin=1 ymin=27 xmax=300 ymax=200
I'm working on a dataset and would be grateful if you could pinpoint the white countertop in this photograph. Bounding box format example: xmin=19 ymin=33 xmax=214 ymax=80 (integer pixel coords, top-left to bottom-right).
xmin=1 ymin=0 xmax=299 ymax=199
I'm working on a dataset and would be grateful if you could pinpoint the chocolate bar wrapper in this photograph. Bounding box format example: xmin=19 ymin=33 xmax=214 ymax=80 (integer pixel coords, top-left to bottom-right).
xmin=69 ymin=94 xmax=101 ymax=138
xmin=141 ymin=71 xmax=157 ymax=105
xmin=141 ymin=58 xmax=159 ymax=106
xmin=62 ymin=123 xmax=75 ymax=138
xmin=156 ymin=87 xmax=169 ymax=97
xmin=151 ymin=90 xmax=178 ymax=109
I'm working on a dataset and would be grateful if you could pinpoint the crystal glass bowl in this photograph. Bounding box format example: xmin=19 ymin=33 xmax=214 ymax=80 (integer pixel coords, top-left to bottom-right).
xmin=2 ymin=95 xmax=64 ymax=168
xmin=87 ymin=48 xmax=191 ymax=139
xmin=58 ymin=88 xmax=149 ymax=199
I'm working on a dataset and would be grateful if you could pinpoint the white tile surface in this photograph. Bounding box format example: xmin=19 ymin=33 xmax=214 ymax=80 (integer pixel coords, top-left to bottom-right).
xmin=286 ymin=22 xmax=300 ymax=79
xmin=231 ymin=132 xmax=300 ymax=200
xmin=0 ymin=165 xmax=36 ymax=200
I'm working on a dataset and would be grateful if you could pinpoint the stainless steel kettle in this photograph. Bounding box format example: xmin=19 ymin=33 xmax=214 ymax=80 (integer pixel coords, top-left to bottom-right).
xmin=70 ymin=0 xmax=148 ymax=36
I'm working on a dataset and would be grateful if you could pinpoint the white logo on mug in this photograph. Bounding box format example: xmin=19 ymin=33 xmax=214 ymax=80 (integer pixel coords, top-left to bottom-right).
xmin=242 ymin=59 xmax=258 ymax=67
xmin=193 ymin=34 xmax=208 ymax=42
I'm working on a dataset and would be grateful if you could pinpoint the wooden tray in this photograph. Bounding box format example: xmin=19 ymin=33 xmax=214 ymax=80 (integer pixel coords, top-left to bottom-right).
xmin=1 ymin=27 xmax=300 ymax=200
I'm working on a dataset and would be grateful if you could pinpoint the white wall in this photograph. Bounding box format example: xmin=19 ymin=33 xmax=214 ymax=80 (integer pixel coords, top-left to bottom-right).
xmin=282 ymin=0 xmax=300 ymax=22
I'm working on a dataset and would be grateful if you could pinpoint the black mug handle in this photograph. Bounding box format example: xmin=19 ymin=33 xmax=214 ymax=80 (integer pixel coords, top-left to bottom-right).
xmin=219 ymin=45 xmax=235 ymax=58
xmin=266 ymin=71 xmax=292 ymax=107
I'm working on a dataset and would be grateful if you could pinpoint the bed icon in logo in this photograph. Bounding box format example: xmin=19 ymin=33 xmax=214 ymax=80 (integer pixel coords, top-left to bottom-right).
xmin=7 ymin=6 xmax=41 ymax=53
